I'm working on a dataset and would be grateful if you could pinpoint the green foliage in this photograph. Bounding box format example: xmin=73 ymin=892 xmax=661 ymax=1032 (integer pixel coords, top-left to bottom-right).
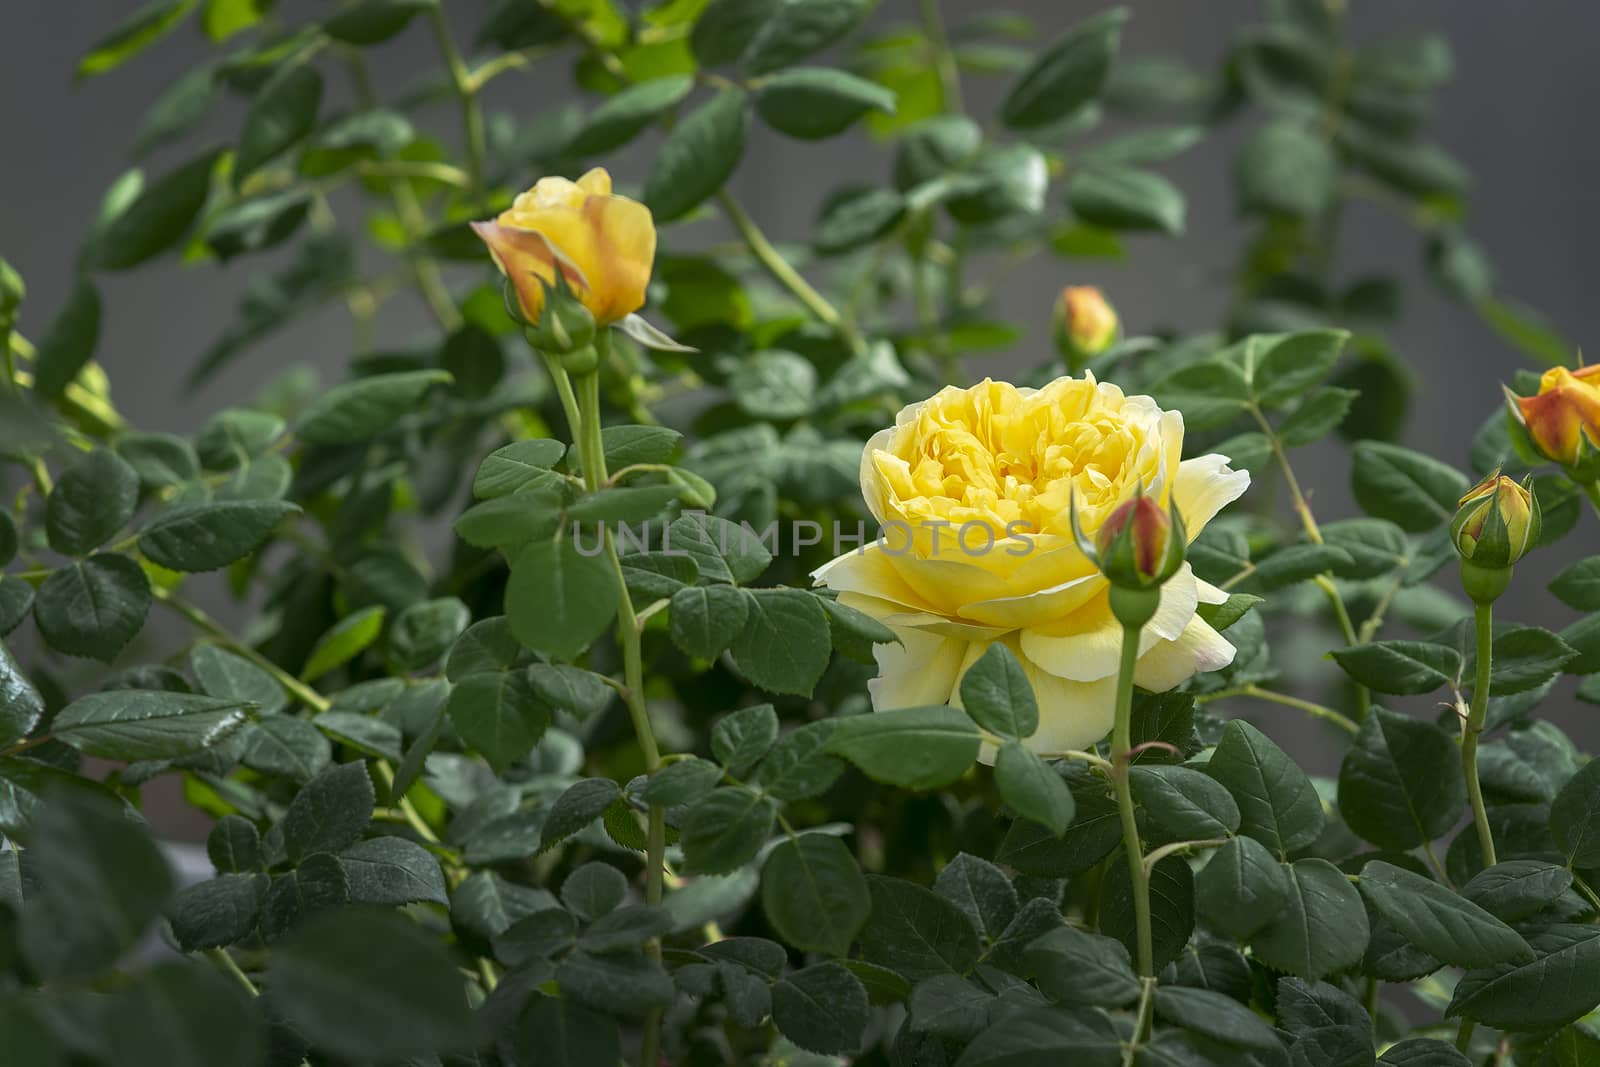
xmin=1 ymin=1 xmax=1594 ymax=1063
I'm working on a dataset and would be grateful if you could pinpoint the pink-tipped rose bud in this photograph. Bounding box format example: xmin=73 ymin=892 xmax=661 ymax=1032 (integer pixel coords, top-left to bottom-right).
xmin=1093 ymin=493 xmax=1185 ymax=590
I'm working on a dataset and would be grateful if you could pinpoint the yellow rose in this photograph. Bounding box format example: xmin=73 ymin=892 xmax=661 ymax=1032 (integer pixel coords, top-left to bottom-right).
xmin=471 ymin=167 xmax=656 ymax=327
xmin=1508 ymin=364 xmax=1600 ymax=466
xmin=813 ymin=374 xmax=1249 ymax=754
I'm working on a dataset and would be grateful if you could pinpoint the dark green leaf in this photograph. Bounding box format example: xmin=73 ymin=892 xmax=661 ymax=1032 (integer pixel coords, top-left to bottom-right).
xmin=762 ymin=834 xmax=870 ymax=958
xmin=1331 ymin=640 xmax=1460 ymax=695
xmin=728 ymin=588 xmax=832 ymax=695
xmin=1351 ymin=441 xmax=1467 ymax=532
xmin=1358 ymin=860 xmax=1533 ymax=968
xmin=959 ymin=643 xmax=1038 ymax=739
xmin=999 ymin=8 xmax=1126 ymax=128
xmin=680 ymin=788 xmax=776 ymax=874
xmin=296 ymin=370 xmax=450 ymax=445
xmin=859 ymin=874 xmax=981 ymax=980
xmin=995 ymin=742 xmax=1074 ymax=835
xmin=140 ymin=500 xmax=298 ymax=572
xmin=281 ymin=761 xmax=373 ymax=862
xmin=53 ymin=690 xmax=251 ymax=761
xmin=31 ymin=279 xmax=102 ymax=400
xmin=827 ymin=705 xmax=981 ymax=790
xmin=446 ymin=670 xmax=547 ymax=773
xmin=1205 ymin=719 xmax=1324 ymax=856
xmin=772 ymin=961 xmax=870 ymax=1055
xmin=1338 ymin=707 xmax=1465 ymax=849
xmin=46 ymin=449 xmax=139 ymax=556
xmin=1023 ymin=925 xmax=1139 ymax=1008
xmin=740 ymin=0 xmax=875 ymax=75
xmin=1447 ymin=925 xmax=1600 ymax=1032
xmin=644 ymin=89 xmax=748 ymax=223
xmin=1194 ymin=834 xmax=1292 ymax=941
xmin=756 ymin=67 xmax=895 ymax=139
xmin=1250 ymin=858 xmax=1369 ymax=980
xmin=1066 ymin=166 xmax=1185 ymax=234
xmin=338 ymin=836 xmax=447 ymax=906
xmin=236 ymin=62 xmax=322 ymax=184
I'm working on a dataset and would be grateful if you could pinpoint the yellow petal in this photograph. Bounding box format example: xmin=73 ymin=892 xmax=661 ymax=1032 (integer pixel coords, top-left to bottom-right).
xmin=867 ymin=627 xmax=968 ymax=710
xmin=1133 ymin=616 xmax=1236 ymax=691
xmin=1019 ymin=565 xmax=1200 ymax=682
xmin=1173 ymin=454 xmax=1251 ymax=539
xmin=577 ymin=167 xmax=613 ymax=196
xmin=1020 ymin=661 xmax=1117 ymax=755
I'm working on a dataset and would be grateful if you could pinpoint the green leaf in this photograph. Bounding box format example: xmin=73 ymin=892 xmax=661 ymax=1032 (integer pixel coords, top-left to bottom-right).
xmin=241 ymin=716 xmax=331 ymax=783
xmin=643 ymin=757 xmax=724 ymax=806
xmin=762 ymin=834 xmax=870 ymax=957
xmin=33 ymin=554 xmax=150 ymax=660
xmin=954 ymin=1005 xmax=1123 ymax=1067
xmin=772 ymin=961 xmax=870 ymax=1056
xmin=96 ymin=149 xmax=219 ymax=270
xmin=18 ymin=789 xmax=174 ymax=980
xmin=204 ymin=187 xmax=311 ymax=260
xmin=1447 ymin=925 xmax=1600 ymax=1032
xmin=1320 ymin=518 xmax=1409 ymax=578
xmin=756 ymin=67 xmax=895 ymax=139
xmin=1150 ymin=359 xmax=1252 ymax=430
xmin=1023 ymin=925 xmax=1140 ymax=1008
xmin=387 ymin=598 xmax=470 ymax=673
xmin=665 ymin=513 xmax=772 ymax=583
xmin=446 ymin=670 xmax=547 ymax=773
xmin=1153 ymin=986 xmax=1284 ymax=1054
xmin=728 ymin=588 xmax=832 ymax=695
xmin=296 ymin=370 xmax=451 ymax=445
xmin=236 ymin=61 xmax=323 ymax=185
xmin=207 ymin=815 xmax=262 ymax=873
xmin=1066 ymin=165 xmax=1185 ymax=234
xmin=338 ymin=836 xmax=447 ymax=907
xmin=1550 ymin=757 xmax=1600 ymax=868
xmin=525 ymin=663 xmax=612 ymax=720
xmin=31 ymin=278 xmax=102 ymax=400
xmin=664 ymin=585 xmax=745 ymax=662
xmin=1479 ymin=297 xmax=1572 ymax=368
xmin=959 ymin=643 xmax=1038 ymax=739
xmin=1131 ymin=764 xmax=1241 ymax=840
xmin=53 ymin=690 xmax=250 ymax=761
xmin=859 ymin=874 xmax=981 ymax=980
xmin=134 ymin=64 xmax=216 ymax=156
xmin=78 ymin=0 xmax=197 ymax=78
xmin=452 ymin=490 xmax=563 ymax=551
xmin=1205 ymin=719 xmax=1324 ymax=856
xmin=1236 ymin=119 xmax=1336 ymax=218
xmin=493 ymin=908 xmax=576 ymax=965
xmin=1358 ymin=860 xmax=1533 ymax=968
xmin=569 ymin=75 xmax=694 ymax=156
xmin=999 ymin=8 xmax=1126 ymax=129
xmin=754 ymin=721 xmax=845 ymax=800
xmin=202 ymin=0 xmax=268 ymax=41
xmin=472 ymin=439 xmax=566 ymax=499
xmin=1338 ymin=707 xmax=1465 ymax=849
xmin=644 ymin=89 xmax=748 ymax=223
xmin=0 ymin=641 xmax=45 ymax=748
xmin=1252 ymin=329 xmax=1350 ymax=407
xmin=266 ymin=908 xmax=474 ymax=1061
xmin=1381 ymin=1039 xmax=1471 ymax=1067
xmin=827 ymin=705 xmax=981 ymax=790
xmin=192 ymin=644 xmax=286 ymax=716
xmin=692 ymin=0 xmax=780 ymax=66
xmin=1102 ymin=850 xmax=1194 ymax=970
xmin=301 ymin=606 xmax=385 ymax=682
xmin=1277 ymin=386 xmax=1359 ymax=447
xmin=1194 ymin=834 xmax=1292 ymax=941
xmin=711 ymin=703 xmax=779 ymax=776
xmin=814 ymin=186 xmax=908 ymax=254
xmin=1250 ymin=858 xmax=1369 ymax=980
xmin=729 ymin=349 xmax=817 ymax=419
xmin=542 ymin=778 xmax=620 ymax=852
xmin=281 ymin=761 xmax=374 ymax=862
xmin=995 ymin=742 xmax=1074 ymax=835
xmin=140 ymin=500 xmax=298 ymax=572
xmin=561 ymin=862 xmax=628 ymax=921
xmin=506 ymin=536 xmax=618 ymax=661
xmin=555 ymin=947 xmax=675 ymax=1017
xmin=1351 ymin=441 xmax=1468 ymax=532
xmin=739 ymin=0 xmax=875 ymax=75
xmin=1331 ymin=640 xmax=1460 ymax=695
xmin=1462 ymin=860 xmax=1575 ymax=923
xmin=680 ymin=788 xmax=776 ymax=874
xmin=0 ymin=577 xmax=33 ymax=638
xmin=933 ymin=853 xmax=1016 ymax=943
xmin=907 ymin=974 xmax=993 ymax=1041
xmin=46 ymin=449 xmax=139 ymax=555
xmin=168 ymin=873 xmax=268 ymax=950
xmin=322 ymin=0 xmax=430 ymax=44
xmin=1484 ymin=626 xmax=1579 ymax=695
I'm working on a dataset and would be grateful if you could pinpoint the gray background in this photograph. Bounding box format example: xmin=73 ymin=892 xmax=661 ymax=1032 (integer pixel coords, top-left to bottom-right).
xmin=2 ymin=2 xmax=1597 ymax=824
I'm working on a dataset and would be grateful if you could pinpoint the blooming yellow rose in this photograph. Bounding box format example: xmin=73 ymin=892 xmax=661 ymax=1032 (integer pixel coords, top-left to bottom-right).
xmin=471 ymin=167 xmax=656 ymax=327
xmin=813 ymin=374 xmax=1249 ymax=754
xmin=1508 ymin=364 xmax=1600 ymax=466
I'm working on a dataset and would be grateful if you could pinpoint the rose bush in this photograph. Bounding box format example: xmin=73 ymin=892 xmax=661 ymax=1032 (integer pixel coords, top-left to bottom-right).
xmin=1 ymin=3 xmax=1599 ymax=1067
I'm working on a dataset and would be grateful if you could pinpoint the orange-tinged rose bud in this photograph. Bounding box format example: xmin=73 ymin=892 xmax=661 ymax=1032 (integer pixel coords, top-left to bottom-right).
xmin=1053 ymin=286 xmax=1119 ymax=370
xmin=472 ymin=167 xmax=656 ymax=329
xmin=1507 ymin=364 xmax=1600 ymax=466
xmin=1452 ymin=472 xmax=1539 ymax=568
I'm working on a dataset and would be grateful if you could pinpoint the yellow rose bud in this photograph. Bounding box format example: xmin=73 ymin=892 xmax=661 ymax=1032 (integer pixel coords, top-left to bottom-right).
xmin=472 ymin=167 xmax=656 ymax=329
xmin=1053 ymin=286 xmax=1119 ymax=370
xmin=1506 ymin=364 xmax=1600 ymax=466
xmin=1453 ymin=472 xmax=1539 ymax=565
xmin=812 ymin=374 xmax=1250 ymax=756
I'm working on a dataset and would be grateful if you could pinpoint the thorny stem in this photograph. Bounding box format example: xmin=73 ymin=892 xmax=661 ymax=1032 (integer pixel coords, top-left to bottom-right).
xmin=1111 ymin=621 xmax=1154 ymax=978
xmin=717 ymin=192 xmax=864 ymax=354
xmin=1464 ymin=601 xmax=1498 ymax=867
xmin=427 ymin=4 xmax=489 ymax=209
xmin=916 ymin=0 xmax=965 ymax=115
xmin=570 ymin=334 xmax=667 ymax=1067
xmin=1251 ymin=403 xmax=1370 ymax=716
xmin=1196 ymin=684 xmax=1359 ymax=736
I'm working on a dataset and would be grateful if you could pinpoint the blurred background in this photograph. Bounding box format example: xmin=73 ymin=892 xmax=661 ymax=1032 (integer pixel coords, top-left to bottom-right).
xmin=2 ymin=1 xmax=1596 ymax=839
